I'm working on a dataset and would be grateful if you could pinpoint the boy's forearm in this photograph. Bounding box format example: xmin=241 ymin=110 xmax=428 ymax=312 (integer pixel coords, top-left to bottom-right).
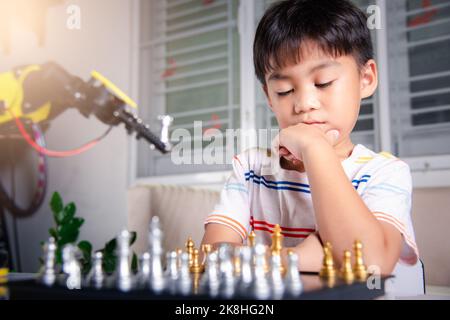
xmin=281 ymin=232 xmax=324 ymax=272
xmin=302 ymin=142 xmax=387 ymax=272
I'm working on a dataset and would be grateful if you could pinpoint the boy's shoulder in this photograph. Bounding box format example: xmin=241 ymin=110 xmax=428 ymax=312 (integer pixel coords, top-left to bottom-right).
xmin=351 ymin=144 xmax=411 ymax=176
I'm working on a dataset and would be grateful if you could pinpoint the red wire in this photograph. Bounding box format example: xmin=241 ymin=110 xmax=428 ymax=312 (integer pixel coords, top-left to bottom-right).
xmin=8 ymin=109 xmax=112 ymax=158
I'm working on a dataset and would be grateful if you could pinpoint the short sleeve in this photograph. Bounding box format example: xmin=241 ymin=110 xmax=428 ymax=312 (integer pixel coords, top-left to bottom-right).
xmin=204 ymin=155 xmax=251 ymax=241
xmin=361 ymin=160 xmax=419 ymax=265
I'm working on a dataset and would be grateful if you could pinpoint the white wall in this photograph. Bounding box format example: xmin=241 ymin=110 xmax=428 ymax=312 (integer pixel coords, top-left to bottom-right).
xmin=0 ymin=0 xmax=134 ymax=272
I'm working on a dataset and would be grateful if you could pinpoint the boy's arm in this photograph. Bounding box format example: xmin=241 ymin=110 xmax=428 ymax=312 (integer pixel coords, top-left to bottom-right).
xmin=201 ymin=223 xmax=243 ymax=249
xmin=302 ymin=142 xmax=402 ymax=275
xmin=281 ymin=232 xmax=324 ymax=272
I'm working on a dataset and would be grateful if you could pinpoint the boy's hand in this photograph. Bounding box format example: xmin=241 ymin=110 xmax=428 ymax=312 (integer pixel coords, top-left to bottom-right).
xmin=273 ymin=123 xmax=340 ymax=163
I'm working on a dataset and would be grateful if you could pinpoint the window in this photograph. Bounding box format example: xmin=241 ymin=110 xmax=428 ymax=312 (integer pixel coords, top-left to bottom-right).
xmin=134 ymin=0 xmax=450 ymax=184
xmin=137 ymin=0 xmax=240 ymax=177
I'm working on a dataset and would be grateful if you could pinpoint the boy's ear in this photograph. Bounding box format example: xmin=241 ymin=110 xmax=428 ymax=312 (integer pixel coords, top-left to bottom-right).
xmin=360 ymin=59 xmax=378 ymax=99
xmin=263 ymin=84 xmax=274 ymax=109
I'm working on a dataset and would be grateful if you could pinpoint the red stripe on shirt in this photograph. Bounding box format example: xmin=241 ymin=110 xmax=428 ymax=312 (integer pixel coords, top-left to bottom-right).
xmin=250 ymin=217 xmax=315 ymax=233
xmin=253 ymin=226 xmax=310 ymax=238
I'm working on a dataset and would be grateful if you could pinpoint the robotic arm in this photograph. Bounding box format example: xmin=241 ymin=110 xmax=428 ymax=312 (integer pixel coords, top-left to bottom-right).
xmin=0 ymin=61 xmax=173 ymax=153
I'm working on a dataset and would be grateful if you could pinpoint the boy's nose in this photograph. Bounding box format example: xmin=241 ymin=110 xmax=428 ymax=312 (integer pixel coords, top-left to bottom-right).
xmin=293 ymin=94 xmax=320 ymax=114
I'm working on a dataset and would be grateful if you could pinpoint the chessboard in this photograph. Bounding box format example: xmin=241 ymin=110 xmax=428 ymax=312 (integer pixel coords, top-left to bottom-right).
xmin=1 ymin=217 xmax=391 ymax=300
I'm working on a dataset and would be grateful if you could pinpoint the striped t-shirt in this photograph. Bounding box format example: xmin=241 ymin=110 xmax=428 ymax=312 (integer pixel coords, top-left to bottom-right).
xmin=205 ymin=144 xmax=419 ymax=266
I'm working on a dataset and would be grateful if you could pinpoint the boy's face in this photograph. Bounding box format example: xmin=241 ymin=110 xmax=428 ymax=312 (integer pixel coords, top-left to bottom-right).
xmin=264 ymin=41 xmax=377 ymax=157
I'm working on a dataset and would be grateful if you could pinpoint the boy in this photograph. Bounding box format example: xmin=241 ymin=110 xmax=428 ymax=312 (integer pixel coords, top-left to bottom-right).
xmin=201 ymin=0 xmax=418 ymax=277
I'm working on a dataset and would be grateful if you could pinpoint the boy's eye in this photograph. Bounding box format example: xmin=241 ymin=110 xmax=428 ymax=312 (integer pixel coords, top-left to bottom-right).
xmin=315 ymin=81 xmax=333 ymax=89
xmin=276 ymin=89 xmax=294 ymax=96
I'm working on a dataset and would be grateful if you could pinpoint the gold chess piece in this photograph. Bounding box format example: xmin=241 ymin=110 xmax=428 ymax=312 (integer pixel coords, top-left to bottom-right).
xmin=201 ymin=244 xmax=212 ymax=266
xmin=271 ymin=224 xmax=285 ymax=275
xmin=248 ymin=230 xmax=256 ymax=247
xmin=339 ymin=250 xmax=355 ymax=284
xmin=353 ymin=240 xmax=367 ymax=282
xmin=233 ymin=247 xmax=242 ymax=276
xmin=319 ymin=242 xmax=337 ymax=279
xmin=185 ymin=237 xmax=195 ymax=267
xmin=190 ymin=248 xmax=205 ymax=274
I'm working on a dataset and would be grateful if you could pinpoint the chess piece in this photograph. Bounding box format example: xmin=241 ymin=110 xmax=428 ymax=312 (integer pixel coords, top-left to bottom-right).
xmin=165 ymin=251 xmax=179 ymax=295
xmin=149 ymin=218 xmax=165 ymax=293
xmin=248 ymin=230 xmax=256 ymax=247
xmin=177 ymin=252 xmax=192 ymax=296
xmin=199 ymin=251 xmax=220 ymax=297
xmin=190 ymin=248 xmax=204 ymax=294
xmin=237 ymin=246 xmax=253 ymax=295
xmin=284 ymin=250 xmax=303 ymax=296
xmin=253 ymin=243 xmax=271 ymax=300
xmin=37 ymin=237 xmax=57 ymax=287
xmin=271 ymin=224 xmax=285 ymax=275
xmin=319 ymin=242 xmax=337 ymax=279
xmin=218 ymin=243 xmax=235 ymax=298
xmin=339 ymin=250 xmax=354 ymax=284
xmin=135 ymin=252 xmax=151 ymax=289
xmin=85 ymin=251 xmax=106 ymax=289
xmin=233 ymin=247 xmax=242 ymax=276
xmin=176 ymin=248 xmax=183 ymax=269
xmin=353 ymin=240 xmax=367 ymax=282
xmin=201 ymin=244 xmax=212 ymax=266
xmin=61 ymin=244 xmax=81 ymax=290
xmin=270 ymin=253 xmax=285 ymax=300
xmin=116 ymin=230 xmax=134 ymax=292
xmin=185 ymin=237 xmax=195 ymax=267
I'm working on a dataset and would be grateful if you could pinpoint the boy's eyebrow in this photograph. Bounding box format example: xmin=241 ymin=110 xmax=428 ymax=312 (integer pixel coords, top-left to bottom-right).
xmin=268 ymin=61 xmax=341 ymax=82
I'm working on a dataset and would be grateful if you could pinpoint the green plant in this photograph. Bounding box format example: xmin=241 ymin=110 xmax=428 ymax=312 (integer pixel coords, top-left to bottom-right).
xmin=44 ymin=191 xmax=138 ymax=274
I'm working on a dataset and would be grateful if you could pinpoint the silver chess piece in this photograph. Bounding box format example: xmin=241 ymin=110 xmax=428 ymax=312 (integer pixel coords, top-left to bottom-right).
xmin=62 ymin=244 xmax=81 ymax=290
xmin=177 ymin=252 xmax=192 ymax=296
xmin=218 ymin=244 xmax=235 ymax=299
xmin=149 ymin=216 xmax=165 ymax=293
xmin=284 ymin=251 xmax=303 ymax=297
xmin=136 ymin=252 xmax=151 ymax=289
xmin=116 ymin=230 xmax=135 ymax=292
xmin=270 ymin=254 xmax=285 ymax=300
xmin=85 ymin=251 xmax=106 ymax=289
xmin=253 ymin=243 xmax=270 ymax=300
xmin=237 ymin=246 xmax=253 ymax=295
xmin=164 ymin=251 xmax=179 ymax=295
xmin=199 ymin=251 xmax=220 ymax=297
xmin=37 ymin=237 xmax=57 ymax=287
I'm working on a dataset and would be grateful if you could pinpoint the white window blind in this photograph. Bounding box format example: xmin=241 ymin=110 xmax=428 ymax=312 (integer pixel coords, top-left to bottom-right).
xmin=388 ymin=0 xmax=450 ymax=158
xmin=137 ymin=0 xmax=240 ymax=177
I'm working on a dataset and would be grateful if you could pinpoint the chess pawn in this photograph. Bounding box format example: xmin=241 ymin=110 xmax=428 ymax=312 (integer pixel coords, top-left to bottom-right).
xmin=190 ymin=249 xmax=205 ymax=274
xmin=270 ymin=224 xmax=285 ymax=275
xmin=237 ymin=246 xmax=253 ymax=296
xmin=218 ymin=244 xmax=235 ymax=299
xmin=353 ymin=240 xmax=368 ymax=282
xmin=37 ymin=237 xmax=57 ymax=287
xmin=201 ymin=244 xmax=212 ymax=266
xmin=270 ymin=254 xmax=285 ymax=300
xmin=177 ymin=252 xmax=192 ymax=296
xmin=165 ymin=251 xmax=179 ymax=295
xmin=176 ymin=248 xmax=183 ymax=269
xmin=85 ymin=252 xmax=106 ymax=289
xmin=233 ymin=247 xmax=242 ymax=277
xmin=61 ymin=244 xmax=81 ymax=290
xmin=252 ymin=243 xmax=271 ymax=300
xmin=284 ymin=250 xmax=303 ymax=297
xmin=116 ymin=230 xmax=134 ymax=292
xmin=248 ymin=230 xmax=256 ymax=247
xmin=199 ymin=251 xmax=220 ymax=297
xmin=135 ymin=252 xmax=151 ymax=289
xmin=319 ymin=242 xmax=337 ymax=279
xmin=339 ymin=250 xmax=354 ymax=284
xmin=185 ymin=237 xmax=195 ymax=267
xmin=150 ymin=226 xmax=165 ymax=293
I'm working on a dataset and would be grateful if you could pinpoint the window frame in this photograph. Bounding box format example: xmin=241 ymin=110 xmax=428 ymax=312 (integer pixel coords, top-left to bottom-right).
xmin=128 ymin=0 xmax=450 ymax=189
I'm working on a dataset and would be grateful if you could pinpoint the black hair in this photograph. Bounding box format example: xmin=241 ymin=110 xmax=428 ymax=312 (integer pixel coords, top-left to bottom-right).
xmin=253 ymin=0 xmax=374 ymax=85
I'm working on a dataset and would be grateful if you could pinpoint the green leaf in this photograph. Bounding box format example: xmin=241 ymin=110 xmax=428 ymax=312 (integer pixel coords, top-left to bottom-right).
xmin=58 ymin=218 xmax=84 ymax=245
xmin=131 ymin=252 xmax=138 ymax=273
xmin=102 ymin=254 xmax=116 ymax=274
xmin=49 ymin=228 xmax=58 ymax=239
xmin=50 ymin=192 xmax=63 ymax=215
xmin=78 ymin=241 xmax=92 ymax=258
xmin=129 ymin=231 xmax=137 ymax=246
xmin=104 ymin=238 xmax=117 ymax=254
xmin=61 ymin=203 xmax=76 ymax=224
